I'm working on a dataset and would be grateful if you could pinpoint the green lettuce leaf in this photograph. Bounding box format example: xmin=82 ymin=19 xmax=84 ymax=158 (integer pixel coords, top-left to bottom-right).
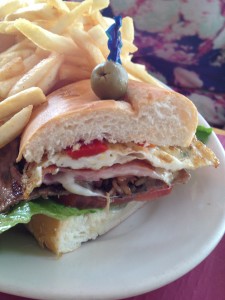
xmin=196 ymin=125 xmax=213 ymax=144
xmin=0 ymin=198 xmax=99 ymax=234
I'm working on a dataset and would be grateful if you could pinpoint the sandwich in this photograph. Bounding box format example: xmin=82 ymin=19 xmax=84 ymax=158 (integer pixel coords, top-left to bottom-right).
xmin=0 ymin=79 xmax=219 ymax=254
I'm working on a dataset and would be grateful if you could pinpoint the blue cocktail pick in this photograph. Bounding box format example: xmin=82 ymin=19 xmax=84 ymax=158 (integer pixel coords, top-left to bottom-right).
xmin=106 ymin=16 xmax=122 ymax=64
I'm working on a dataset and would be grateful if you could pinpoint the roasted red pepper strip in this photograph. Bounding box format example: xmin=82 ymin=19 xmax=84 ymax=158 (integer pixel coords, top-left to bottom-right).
xmin=65 ymin=140 xmax=108 ymax=159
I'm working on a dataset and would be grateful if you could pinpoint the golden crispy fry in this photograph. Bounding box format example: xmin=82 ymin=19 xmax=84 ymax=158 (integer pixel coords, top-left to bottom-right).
xmin=65 ymin=55 xmax=90 ymax=69
xmin=0 ymin=48 xmax=32 ymax=59
xmin=0 ymin=105 xmax=33 ymax=149
xmin=8 ymin=54 xmax=62 ymax=96
xmin=3 ymin=39 xmax=34 ymax=54
xmin=0 ymin=21 xmax=17 ymax=35
xmin=70 ymin=27 xmax=105 ymax=69
xmin=64 ymin=1 xmax=80 ymax=10
xmin=5 ymin=3 xmax=65 ymax=21
xmin=14 ymin=18 xmax=78 ymax=54
xmin=51 ymin=0 xmax=93 ymax=34
xmin=121 ymin=40 xmax=138 ymax=57
xmin=92 ymin=0 xmax=109 ymax=12
xmin=0 ymin=57 xmax=25 ymax=81
xmin=90 ymin=11 xmax=108 ymax=29
xmin=35 ymin=48 xmax=50 ymax=59
xmin=121 ymin=17 xmax=134 ymax=43
xmin=0 ymin=87 xmax=46 ymax=120
xmin=23 ymin=54 xmax=41 ymax=71
xmin=59 ymin=63 xmax=90 ymax=81
xmin=0 ymin=49 xmax=34 ymax=67
xmin=37 ymin=55 xmax=64 ymax=94
xmin=124 ymin=60 xmax=165 ymax=87
xmin=0 ymin=0 xmax=28 ymax=18
xmin=0 ymin=76 xmax=21 ymax=98
xmin=47 ymin=0 xmax=70 ymax=13
xmin=88 ymin=25 xmax=109 ymax=58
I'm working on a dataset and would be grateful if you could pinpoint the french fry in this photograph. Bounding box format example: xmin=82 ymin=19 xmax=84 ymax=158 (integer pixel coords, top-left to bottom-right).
xmin=34 ymin=20 xmax=58 ymax=31
xmin=64 ymin=1 xmax=80 ymax=10
xmin=0 ymin=49 xmax=34 ymax=67
xmin=124 ymin=60 xmax=165 ymax=87
xmin=6 ymin=3 xmax=66 ymax=21
xmin=8 ymin=53 xmax=62 ymax=96
xmin=91 ymin=0 xmax=109 ymax=12
xmin=35 ymin=48 xmax=50 ymax=59
xmin=121 ymin=40 xmax=138 ymax=57
xmin=0 ymin=21 xmax=17 ymax=34
xmin=23 ymin=54 xmax=41 ymax=71
xmin=128 ymin=73 xmax=142 ymax=82
xmin=37 ymin=55 xmax=64 ymax=94
xmin=3 ymin=39 xmax=34 ymax=54
xmin=121 ymin=17 xmax=134 ymax=43
xmin=0 ymin=57 xmax=25 ymax=81
xmin=51 ymin=0 xmax=93 ymax=34
xmin=0 ymin=0 xmax=28 ymax=19
xmin=0 ymin=87 xmax=46 ymax=120
xmin=47 ymin=0 xmax=70 ymax=13
xmin=0 ymin=76 xmax=21 ymax=98
xmin=65 ymin=55 xmax=90 ymax=69
xmin=70 ymin=27 xmax=105 ymax=69
xmin=103 ymin=16 xmax=114 ymax=27
xmin=88 ymin=25 xmax=109 ymax=58
xmin=0 ymin=105 xmax=33 ymax=149
xmin=14 ymin=18 xmax=78 ymax=55
xmin=120 ymin=17 xmax=137 ymax=57
xmin=59 ymin=64 xmax=90 ymax=82
xmin=90 ymin=11 xmax=108 ymax=29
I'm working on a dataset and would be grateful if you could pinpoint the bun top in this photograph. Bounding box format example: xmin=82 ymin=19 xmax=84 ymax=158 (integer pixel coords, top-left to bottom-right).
xmin=18 ymin=79 xmax=198 ymax=163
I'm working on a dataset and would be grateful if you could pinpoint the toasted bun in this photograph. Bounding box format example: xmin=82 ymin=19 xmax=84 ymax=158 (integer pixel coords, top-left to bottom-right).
xmin=18 ymin=79 xmax=198 ymax=163
xmin=27 ymin=201 xmax=145 ymax=254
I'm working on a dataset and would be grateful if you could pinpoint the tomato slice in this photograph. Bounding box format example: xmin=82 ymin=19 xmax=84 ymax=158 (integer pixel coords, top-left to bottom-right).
xmin=58 ymin=183 xmax=172 ymax=209
xmin=132 ymin=183 xmax=172 ymax=202
xmin=58 ymin=194 xmax=107 ymax=209
xmin=65 ymin=140 xmax=108 ymax=159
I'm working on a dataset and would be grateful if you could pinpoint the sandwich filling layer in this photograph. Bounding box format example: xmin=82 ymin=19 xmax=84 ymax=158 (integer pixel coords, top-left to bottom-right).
xmin=20 ymin=138 xmax=218 ymax=210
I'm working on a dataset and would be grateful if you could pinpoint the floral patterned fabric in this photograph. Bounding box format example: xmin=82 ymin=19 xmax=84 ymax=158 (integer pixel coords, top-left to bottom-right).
xmin=103 ymin=0 xmax=225 ymax=127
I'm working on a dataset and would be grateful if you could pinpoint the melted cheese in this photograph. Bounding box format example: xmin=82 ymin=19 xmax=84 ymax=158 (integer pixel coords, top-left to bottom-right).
xmin=54 ymin=173 xmax=105 ymax=198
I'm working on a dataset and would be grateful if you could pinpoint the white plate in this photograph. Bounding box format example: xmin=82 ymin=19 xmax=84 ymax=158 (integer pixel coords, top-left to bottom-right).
xmin=0 ymin=115 xmax=225 ymax=300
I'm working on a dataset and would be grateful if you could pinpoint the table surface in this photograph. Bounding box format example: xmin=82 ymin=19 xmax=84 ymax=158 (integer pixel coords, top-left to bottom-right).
xmin=1 ymin=130 xmax=225 ymax=300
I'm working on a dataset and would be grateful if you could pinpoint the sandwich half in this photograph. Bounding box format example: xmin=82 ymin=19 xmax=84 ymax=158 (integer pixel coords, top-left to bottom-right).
xmin=0 ymin=79 xmax=219 ymax=254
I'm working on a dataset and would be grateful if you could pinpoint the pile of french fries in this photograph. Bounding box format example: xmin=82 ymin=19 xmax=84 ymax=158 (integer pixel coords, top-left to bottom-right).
xmin=0 ymin=0 xmax=162 ymax=149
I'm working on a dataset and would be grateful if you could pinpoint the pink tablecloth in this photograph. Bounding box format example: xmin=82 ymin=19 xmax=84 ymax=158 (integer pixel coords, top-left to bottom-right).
xmin=1 ymin=134 xmax=225 ymax=300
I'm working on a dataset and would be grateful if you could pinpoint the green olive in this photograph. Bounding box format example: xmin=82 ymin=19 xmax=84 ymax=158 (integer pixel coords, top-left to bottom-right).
xmin=91 ymin=60 xmax=128 ymax=100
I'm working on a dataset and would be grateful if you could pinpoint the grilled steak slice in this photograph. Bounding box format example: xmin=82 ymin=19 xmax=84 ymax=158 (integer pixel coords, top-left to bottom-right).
xmin=0 ymin=140 xmax=69 ymax=213
xmin=0 ymin=140 xmax=24 ymax=212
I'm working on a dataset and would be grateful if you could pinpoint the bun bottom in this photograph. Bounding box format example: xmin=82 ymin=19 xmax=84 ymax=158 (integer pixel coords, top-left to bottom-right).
xmin=27 ymin=201 xmax=145 ymax=254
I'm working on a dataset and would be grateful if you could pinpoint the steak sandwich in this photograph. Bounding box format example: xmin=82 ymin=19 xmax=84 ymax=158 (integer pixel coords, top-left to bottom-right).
xmin=0 ymin=79 xmax=219 ymax=254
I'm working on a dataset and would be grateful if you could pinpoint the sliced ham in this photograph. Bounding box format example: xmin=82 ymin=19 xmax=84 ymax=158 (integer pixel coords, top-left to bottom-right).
xmin=41 ymin=160 xmax=190 ymax=208
xmin=43 ymin=160 xmax=175 ymax=185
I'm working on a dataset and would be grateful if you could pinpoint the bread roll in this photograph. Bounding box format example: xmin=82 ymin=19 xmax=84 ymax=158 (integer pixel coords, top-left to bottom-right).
xmin=27 ymin=201 xmax=145 ymax=254
xmin=18 ymin=79 xmax=198 ymax=163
